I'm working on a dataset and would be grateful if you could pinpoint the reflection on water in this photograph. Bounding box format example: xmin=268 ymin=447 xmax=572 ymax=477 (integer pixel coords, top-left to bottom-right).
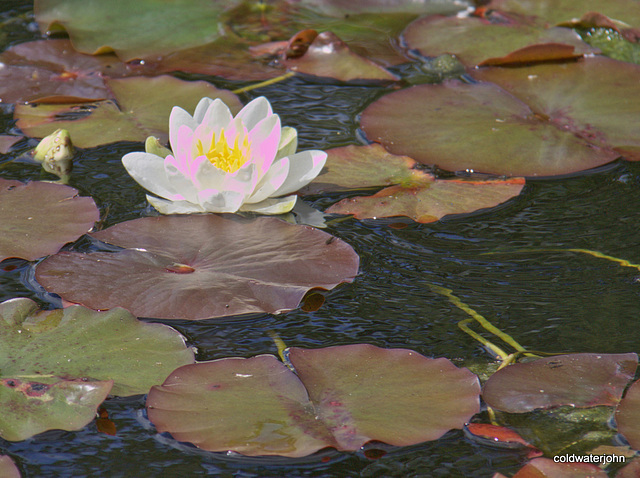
xmin=2 ymin=3 xmax=640 ymax=477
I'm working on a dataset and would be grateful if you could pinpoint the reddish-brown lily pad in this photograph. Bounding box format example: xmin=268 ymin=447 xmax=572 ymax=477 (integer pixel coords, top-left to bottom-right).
xmin=360 ymin=72 xmax=627 ymax=176
xmin=14 ymin=75 xmax=241 ymax=148
xmin=0 ymin=39 xmax=132 ymax=104
xmin=0 ymin=456 xmax=20 ymax=478
xmin=35 ymin=215 xmax=360 ymax=320
xmin=146 ymin=344 xmax=480 ymax=457
xmin=615 ymin=378 xmax=640 ymax=450
xmin=0 ymin=178 xmax=99 ymax=262
xmin=402 ymin=15 xmax=596 ymax=67
xmin=508 ymin=457 xmax=609 ymax=478
xmin=0 ymin=136 xmax=22 ymax=154
xmin=482 ymin=353 xmax=638 ymax=413
xmin=473 ymin=56 xmax=640 ymax=161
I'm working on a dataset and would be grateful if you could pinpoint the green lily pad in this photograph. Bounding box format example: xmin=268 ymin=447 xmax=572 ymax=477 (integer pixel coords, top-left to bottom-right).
xmin=473 ymin=56 xmax=640 ymax=161
xmin=615 ymin=378 xmax=640 ymax=450
xmin=301 ymin=0 xmax=470 ymax=16
xmin=402 ymin=14 xmax=596 ymax=67
xmin=0 ymin=297 xmax=194 ymax=440
xmin=0 ymin=178 xmax=99 ymax=262
xmin=14 ymin=75 xmax=242 ymax=148
xmin=35 ymin=215 xmax=360 ymax=320
xmin=146 ymin=344 xmax=480 ymax=457
xmin=360 ymin=68 xmax=627 ymax=176
xmin=482 ymin=353 xmax=638 ymax=413
xmin=34 ymin=0 xmax=239 ymax=61
xmin=0 ymin=39 xmax=132 ymax=104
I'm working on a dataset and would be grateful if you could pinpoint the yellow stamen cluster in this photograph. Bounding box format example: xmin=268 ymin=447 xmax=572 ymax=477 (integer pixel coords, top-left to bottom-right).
xmin=197 ymin=128 xmax=251 ymax=173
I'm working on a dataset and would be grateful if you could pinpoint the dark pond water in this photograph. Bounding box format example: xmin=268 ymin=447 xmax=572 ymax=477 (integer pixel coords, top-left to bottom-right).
xmin=1 ymin=2 xmax=640 ymax=477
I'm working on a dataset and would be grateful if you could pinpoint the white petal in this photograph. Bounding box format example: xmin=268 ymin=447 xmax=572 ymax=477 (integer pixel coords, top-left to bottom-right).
xmin=243 ymin=114 xmax=281 ymax=175
xmin=197 ymin=189 xmax=246 ymax=213
xmin=220 ymin=163 xmax=259 ymax=199
xmin=191 ymin=158 xmax=228 ymax=192
xmin=276 ymin=126 xmax=298 ymax=159
xmin=192 ymin=97 xmax=214 ymax=123
xmin=272 ymin=150 xmax=327 ymax=197
xmin=200 ymin=98 xmax=234 ymax=135
xmin=164 ymin=155 xmax=199 ymax=203
xmin=245 ymin=157 xmax=290 ymax=204
xmin=147 ymin=195 xmax=205 ymax=214
xmin=239 ymin=195 xmax=298 ymax=214
xmin=122 ymin=152 xmax=180 ymax=200
xmin=236 ymin=96 xmax=273 ymax=131
xmin=169 ymin=106 xmax=197 ymax=152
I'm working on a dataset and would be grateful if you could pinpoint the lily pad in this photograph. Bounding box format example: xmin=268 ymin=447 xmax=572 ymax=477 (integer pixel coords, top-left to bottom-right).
xmin=473 ymin=56 xmax=640 ymax=161
xmin=360 ymin=76 xmax=622 ymax=176
xmin=35 ymin=215 xmax=360 ymax=320
xmin=14 ymin=75 xmax=242 ymax=148
xmin=146 ymin=344 xmax=481 ymax=456
xmin=482 ymin=353 xmax=638 ymax=413
xmin=0 ymin=456 xmax=20 ymax=478
xmin=0 ymin=39 xmax=132 ymax=104
xmin=300 ymin=0 xmax=470 ymax=16
xmin=0 ymin=136 xmax=22 ymax=154
xmin=283 ymin=31 xmax=399 ymax=82
xmin=34 ymin=0 xmax=239 ymax=61
xmin=0 ymin=178 xmax=99 ymax=262
xmin=0 ymin=297 xmax=194 ymax=440
xmin=326 ymin=177 xmax=525 ymax=223
xmin=402 ymin=15 xmax=596 ymax=67
xmin=508 ymin=457 xmax=609 ymax=478
xmin=615 ymin=378 xmax=640 ymax=450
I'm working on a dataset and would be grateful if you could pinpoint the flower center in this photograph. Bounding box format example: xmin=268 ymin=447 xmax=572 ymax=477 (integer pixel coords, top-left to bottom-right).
xmin=197 ymin=128 xmax=251 ymax=173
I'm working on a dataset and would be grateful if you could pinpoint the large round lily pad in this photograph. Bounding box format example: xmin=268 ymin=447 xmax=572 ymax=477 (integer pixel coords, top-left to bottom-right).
xmin=35 ymin=215 xmax=360 ymax=320
xmin=14 ymin=76 xmax=242 ymax=148
xmin=473 ymin=56 xmax=640 ymax=161
xmin=0 ymin=297 xmax=194 ymax=440
xmin=35 ymin=0 xmax=239 ymax=61
xmin=360 ymin=77 xmax=622 ymax=177
xmin=482 ymin=353 xmax=638 ymax=413
xmin=146 ymin=344 xmax=480 ymax=456
xmin=506 ymin=457 xmax=609 ymax=478
xmin=0 ymin=178 xmax=99 ymax=262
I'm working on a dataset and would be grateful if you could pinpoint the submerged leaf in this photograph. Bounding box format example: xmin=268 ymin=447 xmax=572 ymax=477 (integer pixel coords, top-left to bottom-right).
xmin=35 ymin=215 xmax=359 ymax=320
xmin=147 ymin=344 xmax=480 ymax=456
xmin=482 ymin=353 xmax=638 ymax=413
xmin=0 ymin=178 xmax=99 ymax=262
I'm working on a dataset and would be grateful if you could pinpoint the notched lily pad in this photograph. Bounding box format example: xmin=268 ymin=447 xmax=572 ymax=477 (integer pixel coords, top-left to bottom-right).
xmin=14 ymin=76 xmax=242 ymax=148
xmin=0 ymin=39 xmax=132 ymax=104
xmin=0 ymin=297 xmax=194 ymax=440
xmin=0 ymin=178 xmax=99 ymax=262
xmin=35 ymin=215 xmax=360 ymax=320
xmin=146 ymin=344 xmax=480 ymax=457
xmin=360 ymin=74 xmax=626 ymax=176
xmin=482 ymin=353 xmax=638 ymax=413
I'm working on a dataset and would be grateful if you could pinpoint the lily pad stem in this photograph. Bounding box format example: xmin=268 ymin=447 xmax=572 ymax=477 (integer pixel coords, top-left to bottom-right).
xmin=232 ymin=72 xmax=296 ymax=94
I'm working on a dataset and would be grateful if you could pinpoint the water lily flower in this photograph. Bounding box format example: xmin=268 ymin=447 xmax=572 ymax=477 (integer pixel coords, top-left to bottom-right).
xmin=122 ymin=96 xmax=326 ymax=215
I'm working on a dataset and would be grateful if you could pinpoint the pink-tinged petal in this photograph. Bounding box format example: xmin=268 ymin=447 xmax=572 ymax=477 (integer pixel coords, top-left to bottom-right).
xmin=273 ymin=150 xmax=327 ymax=196
xmin=239 ymin=195 xmax=298 ymax=214
xmin=122 ymin=152 xmax=180 ymax=200
xmin=200 ymin=98 xmax=234 ymax=135
xmin=197 ymin=189 xmax=246 ymax=213
xmin=190 ymin=157 xmax=228 ymax=192
xmin=169 ymin=124 xmax=196 ymax=174
xmin=146 ymin=195 xmax=205 ymax=214
xmin=245 ymin=156 xmax=290 ymax=204
xmin=164 ymin=158 xmax=199 ymax=204
xmin=276 ymin=126 xmax=298 ymax=160
xmin=244 ymin=114 xmax=281 ymax=175
xmin=221 ymin=163 xmax=259 ymax=198
xmin=235 ymin=96 xmax=273 ymax=131
xmin=169 ymin=106 xmax=197 ymax=152
xmin=192 ymin=97 xmax=214 ymax=123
